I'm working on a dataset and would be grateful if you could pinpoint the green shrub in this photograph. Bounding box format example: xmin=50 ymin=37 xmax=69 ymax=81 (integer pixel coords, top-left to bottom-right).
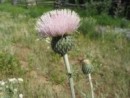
xmin=79 ymin=17 xmax=97 ymax=36
xmin=120 ymin=18 xmax=130 ymax=28
xmin=0 ymin=78 xmax=23 ymax=98
xmin=26 ymin=7 xmax=45 ymax=18
xmin=84 ymin=1 xmax=111 ymax=16
xmin=27 ymin=6 xmax=53 ymax=18
xmin=94 ymin=14 xmax=130 ymax=28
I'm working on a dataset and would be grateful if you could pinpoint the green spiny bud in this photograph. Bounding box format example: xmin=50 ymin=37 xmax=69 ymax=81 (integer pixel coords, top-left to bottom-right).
xmin=51 ymin=35 xmax=74 ymax=56
xmin=82 ymin=59 xmax=93 ymax=75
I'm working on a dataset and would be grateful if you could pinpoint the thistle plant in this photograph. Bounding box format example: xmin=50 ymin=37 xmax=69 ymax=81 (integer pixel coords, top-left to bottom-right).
xmin=82 ymin=59 xmax=94 ymax=98
xmin=36 ymin=9 xmax=80 ymax=98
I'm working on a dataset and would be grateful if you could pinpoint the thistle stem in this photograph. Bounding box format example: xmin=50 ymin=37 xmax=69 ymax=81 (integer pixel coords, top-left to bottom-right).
xmin=88 ymin=74 xmax=94 ymax=98
xmin=63 ymin=54 xmax=76 ymax=98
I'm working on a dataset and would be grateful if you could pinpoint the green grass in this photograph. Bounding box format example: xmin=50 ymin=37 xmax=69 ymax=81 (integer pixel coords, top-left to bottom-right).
xmin=0 ymin=3 xmax=53 ymax=18
xmin=0 ymin=3 xmax=130 ymax=98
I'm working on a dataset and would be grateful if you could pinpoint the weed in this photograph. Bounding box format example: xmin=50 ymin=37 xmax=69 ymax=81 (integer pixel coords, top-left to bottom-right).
xmin=0 ymin=51 xmax=23 ymax=76
xmin=0 ymin=78 xmax=23 ymax=98
xmin=0 ymin=2 xmax=130 ymax=98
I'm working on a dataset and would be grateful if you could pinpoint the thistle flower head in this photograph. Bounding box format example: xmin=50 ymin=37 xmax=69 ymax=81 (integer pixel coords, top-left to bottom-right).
xmin=36 ymin=9 xmax=80 ymax=37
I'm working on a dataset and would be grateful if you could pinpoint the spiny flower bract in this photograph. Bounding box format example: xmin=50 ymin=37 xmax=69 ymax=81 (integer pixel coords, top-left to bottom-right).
xmin=36 ymin=9 xmax=80 ymax=37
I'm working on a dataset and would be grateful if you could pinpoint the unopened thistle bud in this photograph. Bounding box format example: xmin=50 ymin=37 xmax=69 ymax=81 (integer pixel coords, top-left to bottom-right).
xmin=51 ymin=35 xmax=74 ymax=56
xmin=82 ymin=59 xmax=93 ymax=75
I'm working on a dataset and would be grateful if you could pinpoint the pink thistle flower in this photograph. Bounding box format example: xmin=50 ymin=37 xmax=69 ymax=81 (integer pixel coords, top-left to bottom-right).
xmin=36 ymin=9 xmax=80 ymax=37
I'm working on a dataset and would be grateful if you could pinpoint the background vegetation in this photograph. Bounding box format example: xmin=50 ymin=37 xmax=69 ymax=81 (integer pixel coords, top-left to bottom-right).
xmin=0 ymin=0 xmax=130 ymax=98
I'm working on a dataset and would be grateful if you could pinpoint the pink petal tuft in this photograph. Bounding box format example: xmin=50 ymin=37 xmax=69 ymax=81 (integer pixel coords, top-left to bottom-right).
xmin=36 ymin=9 xmax=80 ymax=37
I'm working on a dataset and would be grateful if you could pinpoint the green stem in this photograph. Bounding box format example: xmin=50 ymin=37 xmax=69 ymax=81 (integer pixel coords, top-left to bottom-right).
xmin=88 ymin=74 xmax=94 ymax=98
xmin=63 ymin=54 xmax=76 ymax=98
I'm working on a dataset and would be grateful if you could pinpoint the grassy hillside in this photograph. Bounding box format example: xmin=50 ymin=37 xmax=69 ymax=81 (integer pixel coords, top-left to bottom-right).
xmin=0 ymin=3 xmax=130 ymax=98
